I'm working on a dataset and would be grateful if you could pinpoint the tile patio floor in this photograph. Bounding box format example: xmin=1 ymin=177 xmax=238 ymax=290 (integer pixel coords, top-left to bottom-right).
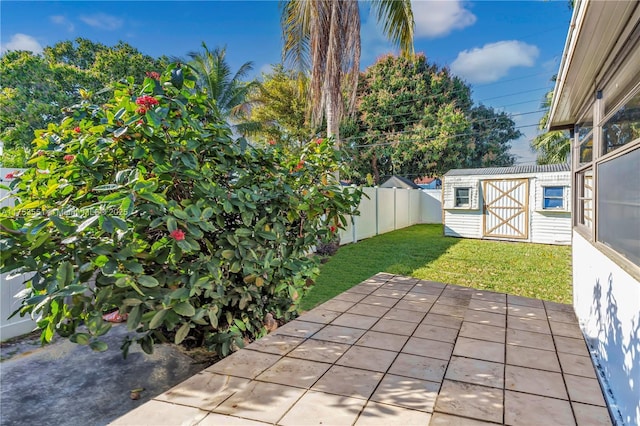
xmin=112 ymin=273 xmax=612 ymax=426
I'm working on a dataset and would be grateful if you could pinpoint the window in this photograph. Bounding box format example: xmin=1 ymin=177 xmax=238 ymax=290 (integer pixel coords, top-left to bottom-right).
xmin=577 ymin=168 xmax=593 ymax=230
xmin=455 ymin=188 xmax=470 ymax=207
xmin=602 ymin=90 xmax=640 ymax=155
xmin=543 ymin=186 xmax=565 ymax=209
xmin=597 ymin=147 xmax=640 ymax=266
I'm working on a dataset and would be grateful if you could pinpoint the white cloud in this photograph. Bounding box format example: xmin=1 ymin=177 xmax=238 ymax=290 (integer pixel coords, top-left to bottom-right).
xmin=79 ymin=13 xmax=123 ymax=31
xmin=50 ymin=15 xmax=75 ymax=32
xmin=411 ymin=0 xmax=476 ymax=38
xmin=450 ymin=40 xmax=540 ymax=84
xmin=0 ymin=33 xmax=43 ymax=55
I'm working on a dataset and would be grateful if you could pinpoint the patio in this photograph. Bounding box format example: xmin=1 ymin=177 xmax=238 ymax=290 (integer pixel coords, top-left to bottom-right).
xmin=112 ymin=273 xmax=612 ymax=425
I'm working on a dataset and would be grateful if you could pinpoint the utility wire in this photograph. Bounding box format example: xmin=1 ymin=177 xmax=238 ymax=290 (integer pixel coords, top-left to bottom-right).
xmin=348 ymin=122 xmax=541 ymax=149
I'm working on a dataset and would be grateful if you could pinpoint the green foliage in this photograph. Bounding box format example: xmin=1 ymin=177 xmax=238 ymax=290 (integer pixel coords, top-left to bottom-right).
xmin=466 ymin=105 xmax=519 ymax=167
xmin=0 ymin=147 xmax=28 ymax=168
xmin=0 ymin=38 xmax=166 ymax=152
xmin=245 ymin=64 xmax=315 ymax=150
xmin=186 ymin=43 xmax=257 ymax=127
xmin=531 ymin=86 xmax=570 ymax=165
xmin=344 ymin=54 xmax=473 ymax=183
xmin=0 ymin=65 xmax=361 ymax=357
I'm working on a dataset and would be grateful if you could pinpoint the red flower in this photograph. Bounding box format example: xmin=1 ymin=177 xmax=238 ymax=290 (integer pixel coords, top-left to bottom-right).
xmin=5 ymin=171 xmax=15 ymax=179
xmin=36 ymin=150 xmax=45 ymax=156
xmin=268 ymin=139 xmax=276 ymax=146
xmin=295 ymin=160 xmax=304 ymax=171
xmin=63 ymin=154 xmax=75 ymax=163
xmin=329 ymin=225 xmax=337 ymax=233
xmin=316 ymin=138 xmax=323 ymax=145
xmin=137 ymin=119 xmax=144 ymax=125
xmin=73 ymin=126 xmax=81 ymax=133
xmin=170 ymin=229 xmax=186 ymax=241
xmin=145 ymin=71 xmax=160 ymax=80
xmin=136 ymin=106 xmax=148 ymax=115
xmin=135 ymin=95 xmax=159 ymax=109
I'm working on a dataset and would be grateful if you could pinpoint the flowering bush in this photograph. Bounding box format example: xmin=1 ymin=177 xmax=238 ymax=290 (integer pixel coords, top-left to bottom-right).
xmin=0 ymin=64 xmax=361 ymax=357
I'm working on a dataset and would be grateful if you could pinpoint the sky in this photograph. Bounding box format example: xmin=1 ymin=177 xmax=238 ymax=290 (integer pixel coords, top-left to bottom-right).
xmin=0 ymin=1 xmax=574 ymax=165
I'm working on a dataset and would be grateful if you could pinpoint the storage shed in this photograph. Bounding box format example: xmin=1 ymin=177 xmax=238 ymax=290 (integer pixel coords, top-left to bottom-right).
xmin=442 ymin=163 xmax=571 ymax=245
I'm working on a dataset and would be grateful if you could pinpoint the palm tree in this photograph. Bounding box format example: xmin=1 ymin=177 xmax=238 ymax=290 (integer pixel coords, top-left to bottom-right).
xmin=281 ymin=0 xmax=414 ymax=148
xmin=186 ymin=43 xmax=258 ymax=128
xmin=531 ymin=89 xmax=571 ymax=165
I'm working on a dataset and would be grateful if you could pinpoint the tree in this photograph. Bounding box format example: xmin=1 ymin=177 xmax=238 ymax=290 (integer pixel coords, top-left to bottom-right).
xmin=0 ymin=50 xmax=99 ymax=151
xmin=347 ymin=54 xmax=473 ymax=183
xmin=1 ymin=38 xmax=166 ymax=155
xmin=245 ymin=64 xmax=315 ymax=149
xmin=281 ymin=0 xmax=414 ymax=147
xmin=186 ymin=43 xmax=257 ymax=127
xmin=1 ymin=65 xmax=361 ymax=356
xmin=531 ymin=87 xmax=570 ymax=165
xmin=466 ymin=105 xmax=519 ymax=168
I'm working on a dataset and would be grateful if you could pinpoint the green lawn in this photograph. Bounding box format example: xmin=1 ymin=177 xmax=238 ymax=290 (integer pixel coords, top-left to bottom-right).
xmin=300 ymin=224 xmax=572 ymax=310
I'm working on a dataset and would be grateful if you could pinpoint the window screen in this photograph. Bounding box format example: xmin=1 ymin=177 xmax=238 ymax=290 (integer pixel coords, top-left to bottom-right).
xmin=597 ymin=147 xmax=640 ymax=266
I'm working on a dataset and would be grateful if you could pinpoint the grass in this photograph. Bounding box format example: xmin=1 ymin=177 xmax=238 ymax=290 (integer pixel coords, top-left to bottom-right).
xmin=300 ymin=224 xmax=572 ymax=310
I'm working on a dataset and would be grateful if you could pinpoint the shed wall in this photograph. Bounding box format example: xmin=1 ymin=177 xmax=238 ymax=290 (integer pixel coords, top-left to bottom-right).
xmin=443 ymin=171 xmax=571 ymax=245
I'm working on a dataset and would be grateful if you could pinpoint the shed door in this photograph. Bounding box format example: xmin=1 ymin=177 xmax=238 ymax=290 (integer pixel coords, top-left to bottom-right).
xmin=482 ymin=178 xmax=529 ymax=239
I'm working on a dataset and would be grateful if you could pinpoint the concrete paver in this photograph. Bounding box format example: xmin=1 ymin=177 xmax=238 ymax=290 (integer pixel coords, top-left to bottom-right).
xmin=111 ymin=273 xmax=613 ymax=426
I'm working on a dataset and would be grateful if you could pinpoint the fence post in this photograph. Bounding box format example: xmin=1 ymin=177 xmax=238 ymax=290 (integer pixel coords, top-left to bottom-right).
xmin=393 ymin=187 xmax=397 ymax=230
xmin=375 ymin=187 xmax=379 ymax=236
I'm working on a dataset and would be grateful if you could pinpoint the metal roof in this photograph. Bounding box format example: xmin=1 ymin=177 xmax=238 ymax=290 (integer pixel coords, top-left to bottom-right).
xmin=379 ymin=175 xmax=421 ymax=189
xmin=444 ymin=163 xmax=570 ymax=177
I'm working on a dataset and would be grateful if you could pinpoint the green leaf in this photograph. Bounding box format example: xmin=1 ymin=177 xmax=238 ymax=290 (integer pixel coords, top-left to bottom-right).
xmin=149 ymin=309 xmax=168 ymax=329
xmin=56 ymin=261 xmax=73 ymax=287
xmin=77 ymin=215 xmax=99 ymax=233
xmin=167 ymin=217 xmax=177 ymax=232
xmin=173 ymin=301 xmax=195 ymax=317
xmin=174 ymin=322 xmax=190 ymax=344
xmin=138 ymin=275 xmax=159 ymax=288
xmin=89 ymin=340 xmax=108 ymax=352
xmin=127 ymin=305 xmax=142 ymax=331
xmin=123 ymin=260 xmax=144 ymax=274
xmin=114 ymin=126 xmax=128 ymax=138
xmin=221 ymin=250 xmax=235 ymax=260
xmin=208 ymin=308 xmax=219 ymax=329
xmin=138 ymin=192 xmax=166 ymax=205
xmin=146 ymin=109 xmax=161 ymax=126
xmin=70 ymin=333 xmax=91 ymax=345
xmin=93 ymin=184 xmax=120 ymax=192
xmin=234 ymin=318 xmax=246 ymax=331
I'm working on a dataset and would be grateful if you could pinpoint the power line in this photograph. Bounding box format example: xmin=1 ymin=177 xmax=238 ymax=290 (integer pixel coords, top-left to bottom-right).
xmin=344 ymin=109 xmax=545 ymax=143
xmin=348 ymin=122 xmax=541 ymax=149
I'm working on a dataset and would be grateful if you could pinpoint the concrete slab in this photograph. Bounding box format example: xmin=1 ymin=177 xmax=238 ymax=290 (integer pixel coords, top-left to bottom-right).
xmin=0 ymin=324 xmax=204 ymax=426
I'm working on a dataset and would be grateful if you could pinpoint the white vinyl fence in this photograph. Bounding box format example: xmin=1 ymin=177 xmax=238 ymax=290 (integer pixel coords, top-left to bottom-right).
xmin=0 ymin=168 xmax=37 ymax=341
xmin=339 ymin=187 xmax=442 ymax=245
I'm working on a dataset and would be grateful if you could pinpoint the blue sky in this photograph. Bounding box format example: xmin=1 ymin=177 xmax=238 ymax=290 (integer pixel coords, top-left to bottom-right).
xmin=0 ymin=1 xmax=573 ymax=164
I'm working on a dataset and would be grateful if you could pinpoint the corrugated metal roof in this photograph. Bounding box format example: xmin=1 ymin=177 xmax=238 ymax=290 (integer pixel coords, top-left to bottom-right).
xmin=380 ymin=175 xmax=421 ymax=189
xmin=444 ymin=163 xmax=570 ymax=177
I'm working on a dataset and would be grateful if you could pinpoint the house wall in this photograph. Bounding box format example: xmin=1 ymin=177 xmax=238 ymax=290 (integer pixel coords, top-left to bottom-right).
xmin=572 ymin=231 xmax=640 ymax=426
xmin=443 ymin=172 xmax=571 ymax=245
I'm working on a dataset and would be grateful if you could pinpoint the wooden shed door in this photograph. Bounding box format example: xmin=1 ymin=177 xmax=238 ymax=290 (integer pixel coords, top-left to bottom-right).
xmin=482 ymin=179 xmax=529 ymax=239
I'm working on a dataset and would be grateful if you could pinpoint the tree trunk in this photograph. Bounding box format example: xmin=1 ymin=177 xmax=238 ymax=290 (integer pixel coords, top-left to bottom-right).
xmin=371 ymin=151 xmax=380 ymax=184
xmin=326 ymin=102 xmax=341 ymax=181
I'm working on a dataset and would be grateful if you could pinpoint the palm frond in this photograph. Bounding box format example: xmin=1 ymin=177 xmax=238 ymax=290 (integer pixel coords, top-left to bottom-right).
xmin=370 ymin=0 xmax=414 ymax=56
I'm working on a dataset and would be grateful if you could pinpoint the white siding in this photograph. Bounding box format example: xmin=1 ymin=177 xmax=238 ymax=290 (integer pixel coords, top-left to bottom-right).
xmin=443 ymin=171 xmax=571 ymax=245
xmin=573 ymin=232 xmax=640 ymax=426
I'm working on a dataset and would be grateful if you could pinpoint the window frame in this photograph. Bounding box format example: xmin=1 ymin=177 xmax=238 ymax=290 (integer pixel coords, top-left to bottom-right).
xmin=542 ymin=186 xmax=566 ymax=210
xmin=572 ymin=81 xmax=640 ymax=277
xmin=454 ymin=187 xmax=471 ymax=208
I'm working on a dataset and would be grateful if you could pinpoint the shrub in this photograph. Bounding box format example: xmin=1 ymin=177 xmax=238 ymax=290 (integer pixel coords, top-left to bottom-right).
xmin=0 ymin=64 xmax=361 ymax=357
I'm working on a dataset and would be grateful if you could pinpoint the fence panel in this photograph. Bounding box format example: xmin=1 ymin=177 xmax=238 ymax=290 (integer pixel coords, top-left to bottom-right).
xmin=420 ymin=189 xmax=442 ymax=224
xmin=0 ymin=168 xmax=36 ymax=341
xmin=376 ymin=188 xmax=396 ymax=234
xmin=395 ymin=189 xmax=410 ymax=229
